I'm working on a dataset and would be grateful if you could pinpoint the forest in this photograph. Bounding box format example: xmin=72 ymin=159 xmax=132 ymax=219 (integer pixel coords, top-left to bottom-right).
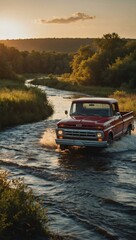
xmin=0 ymin=33 xmax=136 ymax=89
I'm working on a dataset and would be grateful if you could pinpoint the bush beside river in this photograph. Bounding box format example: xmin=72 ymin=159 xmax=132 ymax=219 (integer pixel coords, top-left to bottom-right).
xmin=0 ymin=79 xmax=53 ymax=130
xmin=110 ymin=90 xmax=136 ymax=116
xmin=0 ymin=171 xmax=68 ymax=240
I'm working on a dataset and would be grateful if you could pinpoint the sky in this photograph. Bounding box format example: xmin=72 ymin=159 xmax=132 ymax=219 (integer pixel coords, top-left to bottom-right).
xmin=0 ymin=0 xmax=136 ymax=40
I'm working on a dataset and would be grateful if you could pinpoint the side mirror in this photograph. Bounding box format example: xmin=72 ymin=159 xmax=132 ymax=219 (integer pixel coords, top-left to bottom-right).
xmin=115 ymin=112 xmax=121 ymax=117
xmin=65 ymin=110 xmax=68 ymax=115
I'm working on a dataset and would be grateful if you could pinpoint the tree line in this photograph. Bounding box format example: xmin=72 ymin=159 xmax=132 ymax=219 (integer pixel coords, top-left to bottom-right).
xmin=70 ymin=33 xmax=136 ymax=88
xmin=0 ymin=44 xmax=72 ymax=79
xmin=0 ymin=33 xmax=136 ymax=89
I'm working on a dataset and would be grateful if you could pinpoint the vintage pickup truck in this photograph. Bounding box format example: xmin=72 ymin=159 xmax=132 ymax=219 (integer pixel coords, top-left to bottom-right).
xmin=55 ymin=97 xmax=135 ymax=149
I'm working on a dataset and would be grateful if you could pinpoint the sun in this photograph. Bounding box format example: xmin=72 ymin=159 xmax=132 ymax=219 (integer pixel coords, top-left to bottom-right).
xmin=0 ymin=18 xmax=25 ymax=39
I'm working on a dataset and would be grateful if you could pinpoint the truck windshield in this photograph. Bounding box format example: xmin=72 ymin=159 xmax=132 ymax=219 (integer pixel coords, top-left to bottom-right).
xmin=70 ymin=102 xmax=111 ymax=117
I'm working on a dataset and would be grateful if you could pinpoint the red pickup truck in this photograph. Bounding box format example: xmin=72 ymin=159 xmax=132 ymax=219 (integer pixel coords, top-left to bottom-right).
xmin=55 ymin=97 xmax=135 ymax=149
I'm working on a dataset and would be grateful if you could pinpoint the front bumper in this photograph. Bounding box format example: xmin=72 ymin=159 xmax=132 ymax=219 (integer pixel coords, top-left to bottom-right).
xmin=55 ymin=138 xmax=108 ymax=148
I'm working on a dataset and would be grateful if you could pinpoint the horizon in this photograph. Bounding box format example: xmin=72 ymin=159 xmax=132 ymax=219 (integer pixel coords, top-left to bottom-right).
xmin=0 ymin=36 xmax=136 ymax=41
xmin=0 ymin=0 xmax=136 ymax=40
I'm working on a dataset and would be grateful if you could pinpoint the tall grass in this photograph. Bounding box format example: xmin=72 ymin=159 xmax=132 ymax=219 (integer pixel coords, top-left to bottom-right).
xmin=0 ymin=81 xmax=53 ymax=130
xmin=110 ymin=90 xmax=136 ymax=116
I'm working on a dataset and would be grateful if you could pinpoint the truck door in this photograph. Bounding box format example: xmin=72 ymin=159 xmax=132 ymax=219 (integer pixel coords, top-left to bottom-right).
xmin=112 ymin=103 xmax=123 ymax=138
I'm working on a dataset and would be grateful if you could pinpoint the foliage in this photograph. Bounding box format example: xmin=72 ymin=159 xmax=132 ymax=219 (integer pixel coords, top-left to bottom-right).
xmin=70 ymin=33 xmax=136 ymax=89
xmin=32 ymin=77 xmax=136 ymax=116
xmin=0 ymin=171 xmax=49 ymax=240
xmin=0 ymin=81 xmax=53 ymax=130
xmin=0 ymin=44 xmax=72 ymax=79
xmin=110 ymin=90 xmax=136 ymax=116
xmin=0 ymin=34 xmax=136 ymax=90
xmin=105 ymin=50 xmax=136 ymax=88
xmin=32 ymin=76 xmax=115 ymax=97
xmin=70 ymin=45 xmax=95 ymax=83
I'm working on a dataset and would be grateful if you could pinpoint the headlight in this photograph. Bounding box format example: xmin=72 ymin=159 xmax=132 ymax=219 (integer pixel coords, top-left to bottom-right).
xmin=57 ymin=129 xmax=64 ymax=139
xmin=97 ymin=132 xmax=102 ymax=138
xmin=57 ymin=129 xmax=64 ymax=136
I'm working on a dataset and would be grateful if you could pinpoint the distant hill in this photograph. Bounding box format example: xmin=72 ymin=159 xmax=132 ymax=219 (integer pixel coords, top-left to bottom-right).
xmin=0 ymin=38 xmax=95 ymax=53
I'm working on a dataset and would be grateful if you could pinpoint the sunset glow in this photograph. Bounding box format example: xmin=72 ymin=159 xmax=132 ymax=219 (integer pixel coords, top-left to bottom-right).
xmin=0 ymin=0 xmax=136 ymax=40
xmin=0 ymin=19 xmax=26 ymax=39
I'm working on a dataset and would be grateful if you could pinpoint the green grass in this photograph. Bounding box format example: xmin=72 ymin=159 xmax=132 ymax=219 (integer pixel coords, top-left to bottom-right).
xmin=0 ymin=79 xmax=53 ymax=130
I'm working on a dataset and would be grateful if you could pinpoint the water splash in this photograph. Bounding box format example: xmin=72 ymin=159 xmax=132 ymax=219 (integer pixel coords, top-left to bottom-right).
xmin=106 ymin=129 xmax=136 ymax=153
xmin=40 ymin=128 xmax=136 ymax=153
xmin=40 ymin=128 xmax=57 ymax=149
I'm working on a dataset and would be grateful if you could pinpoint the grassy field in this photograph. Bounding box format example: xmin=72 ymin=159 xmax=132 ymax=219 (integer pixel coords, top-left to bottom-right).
xmin=0 ymin=79 xmax=53 ymax=130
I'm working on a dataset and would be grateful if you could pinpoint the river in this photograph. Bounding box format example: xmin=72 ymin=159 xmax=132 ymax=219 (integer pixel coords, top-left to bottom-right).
xmin=0 ymin=84 xmax=136 ymax=240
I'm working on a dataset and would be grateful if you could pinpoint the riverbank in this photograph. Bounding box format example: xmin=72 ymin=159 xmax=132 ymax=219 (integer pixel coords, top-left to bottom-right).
xmin=0 ymin=171 xmax=69 ymax=240
xmin=32 ymin=75 xmax=115 ymax=97
xmin=31 ymin=76 xmax=136 ymax=116
xmin=0 ymin=79 xmax=53 ymax=130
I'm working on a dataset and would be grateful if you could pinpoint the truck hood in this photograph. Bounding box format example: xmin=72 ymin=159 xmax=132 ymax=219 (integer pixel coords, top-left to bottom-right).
xmin=57 ymin=116 xmax=112 ymax=129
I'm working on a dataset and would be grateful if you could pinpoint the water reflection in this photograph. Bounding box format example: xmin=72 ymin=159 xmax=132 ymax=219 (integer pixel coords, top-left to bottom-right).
xmin=58 ymin=149 xmax=112 ymax=172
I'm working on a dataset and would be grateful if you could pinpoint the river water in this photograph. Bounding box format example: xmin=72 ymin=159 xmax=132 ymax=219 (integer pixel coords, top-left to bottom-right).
xmin=0 ymin=84 xmax=136 ymax=240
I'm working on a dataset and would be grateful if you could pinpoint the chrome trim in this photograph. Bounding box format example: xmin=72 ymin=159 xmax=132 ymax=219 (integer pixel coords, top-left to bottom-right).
xmin=56 ymin=128 xmax=104 ymax=140
xmin=104 ymin=126 xmax=113 ymax=132
xmin=55 ymin=138 xmax=108 ymax=148
xmin=123 ymin=116 xmax=133 ymax=122
xmin=104 ymin=115 xmax=134 ymax=132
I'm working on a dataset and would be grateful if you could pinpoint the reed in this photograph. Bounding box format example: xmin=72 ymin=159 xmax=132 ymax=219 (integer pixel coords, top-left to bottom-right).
xmin=110 ymin=90 xmax=136 ymax=116
xmin=0 ymin=80 xmax=53 ymax=130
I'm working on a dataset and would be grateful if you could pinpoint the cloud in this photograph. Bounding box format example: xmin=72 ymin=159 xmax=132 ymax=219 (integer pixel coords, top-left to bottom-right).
xmin=38 ymin=12 xmax=96 ymax=24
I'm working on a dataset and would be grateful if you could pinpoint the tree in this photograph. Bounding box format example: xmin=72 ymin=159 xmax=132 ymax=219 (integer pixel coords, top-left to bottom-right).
xmin=105 ymin=50 xmax=136 ymax=88
xmin=70 ymin=45 xmax=95 ymax=81
xmin=70 ymin=33 xmax=128 ymax=86
xmin=8 ymin=47 xmax=24 ymax=73
xmin=0 ymin=44 xmax=16 ymax=79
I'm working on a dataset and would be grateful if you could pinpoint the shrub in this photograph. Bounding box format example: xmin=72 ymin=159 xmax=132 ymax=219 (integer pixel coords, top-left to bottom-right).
xmin=0 ymin=171 xmax=49 ymax=240
xmin=110 ymin=91 xmax=136 ymax=116
xmin=0 ymin=87 xmax=53 ymax=129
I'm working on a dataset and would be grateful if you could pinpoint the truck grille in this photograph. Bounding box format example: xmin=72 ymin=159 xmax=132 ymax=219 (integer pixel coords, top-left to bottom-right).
xmin=64 ymin=129 xmax=97 ymax=139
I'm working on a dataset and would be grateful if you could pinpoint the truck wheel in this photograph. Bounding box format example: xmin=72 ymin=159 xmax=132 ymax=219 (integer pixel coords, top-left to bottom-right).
xmin=60 ymin=145 xmax=66 ymax=150
xmin=126 ymin=126 xmax=131 ymax=135
xmin=107 ymin=134 xmax=113 ymax=146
